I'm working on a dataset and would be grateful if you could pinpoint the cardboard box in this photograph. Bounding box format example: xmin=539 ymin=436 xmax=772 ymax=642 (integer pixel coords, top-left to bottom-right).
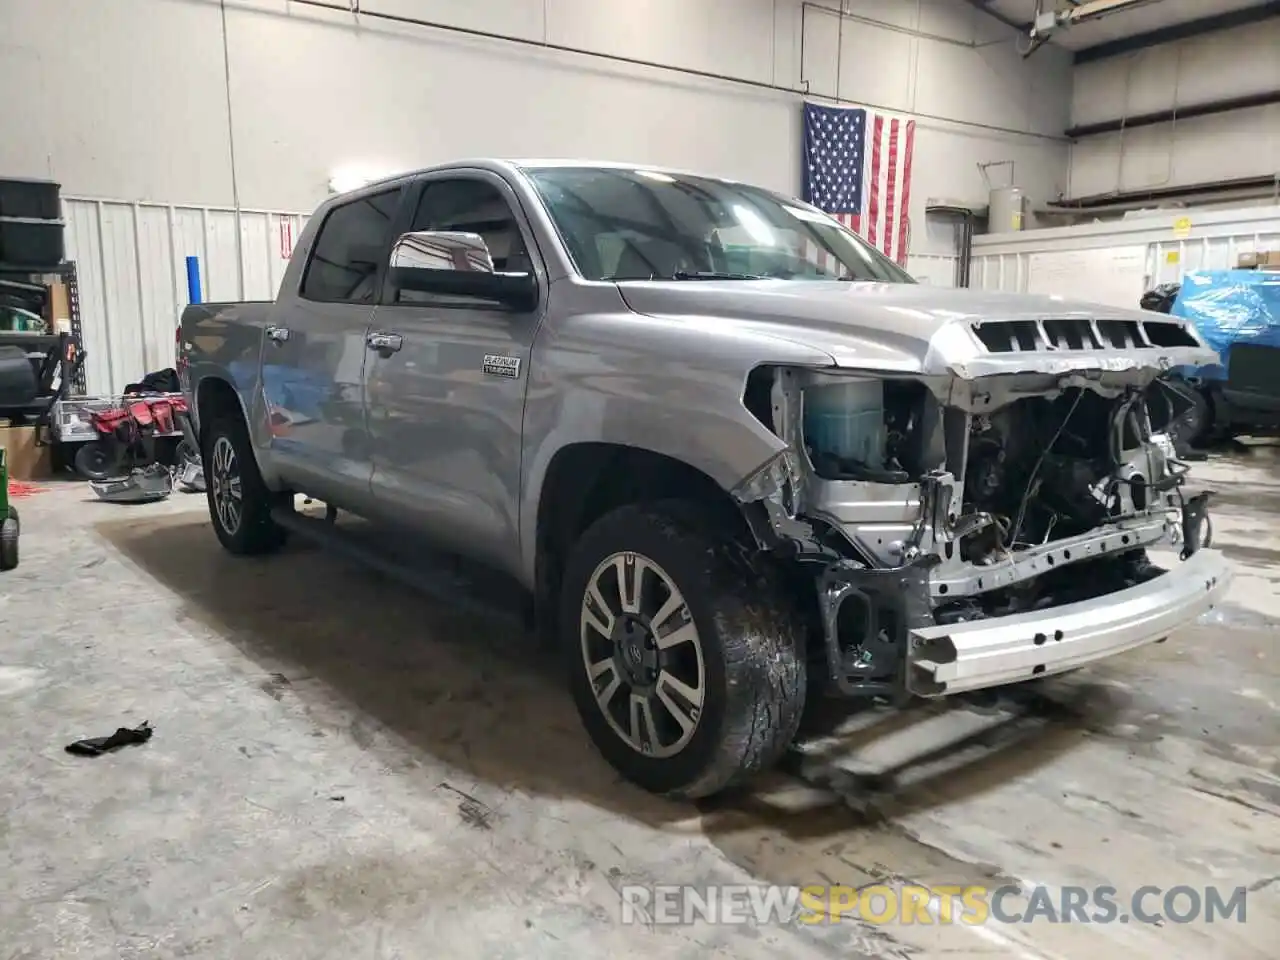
xmin=0 ymin=425 xmax=53 ymax=480
xmin=44 ymin=280 xmax=71 ymax=334
xmin=1237 ymin=250 xmax=1280 ymax=270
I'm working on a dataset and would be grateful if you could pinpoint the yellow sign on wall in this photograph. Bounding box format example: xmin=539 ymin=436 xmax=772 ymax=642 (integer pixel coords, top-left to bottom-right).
xmin=1173 ymin=216 xmax=1193 ymax=239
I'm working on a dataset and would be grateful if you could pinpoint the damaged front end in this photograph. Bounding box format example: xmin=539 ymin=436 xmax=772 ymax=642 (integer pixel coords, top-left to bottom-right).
xmin=733 ymin=313 xmax=1233 ymax=700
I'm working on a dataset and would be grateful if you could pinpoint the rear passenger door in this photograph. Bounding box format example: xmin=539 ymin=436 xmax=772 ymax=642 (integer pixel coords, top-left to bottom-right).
xmin=266 ymin=184 xmax=406 ymax=512
xmin=364 ymin=172 xmax=545 ymax=574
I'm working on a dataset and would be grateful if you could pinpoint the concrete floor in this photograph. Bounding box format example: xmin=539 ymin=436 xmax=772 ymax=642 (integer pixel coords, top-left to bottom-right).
xmin=2 ymin=448 xmax=1278 ymax=960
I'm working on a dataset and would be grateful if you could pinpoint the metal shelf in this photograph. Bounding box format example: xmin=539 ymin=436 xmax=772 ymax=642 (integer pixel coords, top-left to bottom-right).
xmin=0 ymin=259 xmax=86 ymax=394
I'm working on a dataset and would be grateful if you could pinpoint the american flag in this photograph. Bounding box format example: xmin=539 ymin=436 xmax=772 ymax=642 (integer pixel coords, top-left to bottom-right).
xmin=801 ymin=102 xmax=916 ymax=267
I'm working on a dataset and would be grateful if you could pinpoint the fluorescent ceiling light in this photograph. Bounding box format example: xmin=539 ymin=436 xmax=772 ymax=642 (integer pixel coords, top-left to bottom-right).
xmin=328 ymin=169 xmax=380 ymax=194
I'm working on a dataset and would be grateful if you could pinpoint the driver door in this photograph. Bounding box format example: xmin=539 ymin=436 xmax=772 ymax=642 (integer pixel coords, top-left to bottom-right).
xmin=364 ymin=172 xmax=546 ymax=574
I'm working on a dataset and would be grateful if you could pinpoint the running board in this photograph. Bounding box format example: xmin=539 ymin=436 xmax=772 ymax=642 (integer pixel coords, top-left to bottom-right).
xmin=269 ymin=506 xmax=531 ymax=629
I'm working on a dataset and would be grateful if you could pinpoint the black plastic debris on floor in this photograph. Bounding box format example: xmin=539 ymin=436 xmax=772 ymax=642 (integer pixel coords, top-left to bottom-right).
xmin=65 ymin=721 xmax=153 ymax=757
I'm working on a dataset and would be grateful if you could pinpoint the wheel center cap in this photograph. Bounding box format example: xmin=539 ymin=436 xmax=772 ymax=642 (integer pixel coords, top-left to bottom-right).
xmin=614 ymin=616 xmax=656 ymax=685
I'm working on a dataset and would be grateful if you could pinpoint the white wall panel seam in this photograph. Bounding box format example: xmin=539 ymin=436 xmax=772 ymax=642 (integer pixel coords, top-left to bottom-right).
xmin=92 ymin=201 xmax=116 ymax=394
xmin=131 ymin=203 xmax=147 ymax=372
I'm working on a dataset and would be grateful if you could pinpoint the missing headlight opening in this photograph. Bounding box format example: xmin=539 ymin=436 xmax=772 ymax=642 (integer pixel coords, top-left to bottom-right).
xmin=740 ymin=365 xmax=1209 ymax=697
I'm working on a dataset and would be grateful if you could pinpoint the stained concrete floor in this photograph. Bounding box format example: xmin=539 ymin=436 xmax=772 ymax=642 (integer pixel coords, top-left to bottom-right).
xmin=1 ymin=447 xmax=1278 ymax=960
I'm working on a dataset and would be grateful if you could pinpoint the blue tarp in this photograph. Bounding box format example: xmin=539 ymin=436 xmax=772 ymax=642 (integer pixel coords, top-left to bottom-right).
xmin=1171 ymin=270 xmax=1280 ymax=382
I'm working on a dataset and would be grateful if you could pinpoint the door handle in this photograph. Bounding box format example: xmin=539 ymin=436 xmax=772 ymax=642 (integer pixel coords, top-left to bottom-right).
xmin=265 ymin=325 xmax=290 ymax=344
xmin=366 ymin=331 xmax=403 ymax=354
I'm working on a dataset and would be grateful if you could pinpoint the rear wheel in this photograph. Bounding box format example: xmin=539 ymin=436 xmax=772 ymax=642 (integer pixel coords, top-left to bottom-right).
xmin=561 ymin=502 xmax=806 ymax=799
xmin=202 ymin=414 xmax=288 ymax=556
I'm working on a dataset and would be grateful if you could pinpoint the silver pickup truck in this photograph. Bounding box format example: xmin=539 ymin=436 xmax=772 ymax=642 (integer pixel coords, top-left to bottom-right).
xmin=179 ymin=159 xmax=1232 ymax=799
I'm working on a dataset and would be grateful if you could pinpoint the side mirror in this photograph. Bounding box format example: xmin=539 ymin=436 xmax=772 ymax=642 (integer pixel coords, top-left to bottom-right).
xmin=388 ymin=231 xmax=537 ymax=311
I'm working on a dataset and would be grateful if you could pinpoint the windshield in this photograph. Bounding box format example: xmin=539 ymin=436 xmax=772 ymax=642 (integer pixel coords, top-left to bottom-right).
xmin=522 ymin=166 xmax=915 ymax=284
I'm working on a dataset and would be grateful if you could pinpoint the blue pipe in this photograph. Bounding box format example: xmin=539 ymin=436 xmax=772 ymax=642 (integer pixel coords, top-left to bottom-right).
xmin=186 ymin=256 xmax=202 ymax=304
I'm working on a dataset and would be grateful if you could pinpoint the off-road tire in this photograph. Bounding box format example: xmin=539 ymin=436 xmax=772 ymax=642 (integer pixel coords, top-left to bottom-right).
xmin=202 ymin=413 xmax=288 ymax=556
xmin=561 ymin=501 xmax=806 ymax=799
xmin=0 ymin=506 xmax=19 ymax=571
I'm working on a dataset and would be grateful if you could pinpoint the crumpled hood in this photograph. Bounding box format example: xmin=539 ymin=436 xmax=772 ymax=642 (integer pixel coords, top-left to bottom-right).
xmin=617 ymin=280 xmax=1219 ymax=379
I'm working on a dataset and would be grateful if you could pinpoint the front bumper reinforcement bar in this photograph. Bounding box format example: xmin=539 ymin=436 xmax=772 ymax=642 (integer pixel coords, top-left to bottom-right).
xmin=906 ymin=548 xmax=1231 ymax=696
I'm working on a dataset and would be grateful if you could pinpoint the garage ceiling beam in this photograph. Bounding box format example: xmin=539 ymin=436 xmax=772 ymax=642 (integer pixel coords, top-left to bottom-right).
xmin=1065 ymin=88 xmax=1280 ymax=137
xmin=1074 ymin=0 xmax=1280 ymax=63
xmin=1048 ymin=173 xmax=1280 ymax=209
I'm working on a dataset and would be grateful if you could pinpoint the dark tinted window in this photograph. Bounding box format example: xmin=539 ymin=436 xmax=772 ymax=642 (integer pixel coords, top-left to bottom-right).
xmin=409 ymin=178 xmax=531 ymax=274
xmin=301 ymin=188 xmax=402 ymax=303
xmin=392 ymin=178 xmax=533 ymax=307
xmin=523 ymin=166 xmax=914 ymax=284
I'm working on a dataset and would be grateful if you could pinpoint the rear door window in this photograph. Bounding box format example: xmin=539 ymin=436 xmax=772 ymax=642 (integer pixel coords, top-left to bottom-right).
xmin=301 ymin=188 xmax=403 ymax=303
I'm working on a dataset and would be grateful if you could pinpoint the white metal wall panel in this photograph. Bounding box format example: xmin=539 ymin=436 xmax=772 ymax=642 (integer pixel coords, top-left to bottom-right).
xmin=96 ymin=204 xmax=145 ymax=394
xmin=204 ymin=210 xmax=242 ymax=306
xmin=136 ymin=205 xmax=177 ymax=376
xmin=62 ymin=201 xmax=110 ymax=398
xmin=1146 ymin=230 xmax=1280 ymax=287
xmin=905 ymin=254 xmax=957 ymax=288
xmin=269 ymin=214 xmax=302 ymax=297
xmin=971 ymin=205 xmax=1280 ymax=303
xmin=239 ymin=212 xmax=270 ymax=303
xmin=974 ymin=253 xmax=1030 ymax=295
xmin=60 ymin=196 xmax=308 ymax=395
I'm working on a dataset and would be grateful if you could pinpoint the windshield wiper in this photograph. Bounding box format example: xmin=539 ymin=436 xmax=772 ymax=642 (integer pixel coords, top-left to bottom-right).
xmin=669 ymin=270 xmax=764 ymax=280
xmin=601 ymin=270 xmax=766 ymax=281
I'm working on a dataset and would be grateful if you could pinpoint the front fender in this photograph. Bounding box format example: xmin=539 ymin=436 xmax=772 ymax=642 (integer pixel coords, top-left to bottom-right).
xmin=516 ymin=303 xmax=834 ymax=586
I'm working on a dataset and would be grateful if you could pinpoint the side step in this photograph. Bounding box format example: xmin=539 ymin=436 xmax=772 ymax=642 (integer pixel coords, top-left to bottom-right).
xmin=269 ymin=506 xmax=531 ymax=629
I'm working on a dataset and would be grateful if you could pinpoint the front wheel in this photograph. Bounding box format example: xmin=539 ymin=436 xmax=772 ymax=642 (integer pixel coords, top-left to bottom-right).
xmin=201 ymin=415 xmax=288 ymax=556
xmin=560 ymin=502 xmax=806 ymax=799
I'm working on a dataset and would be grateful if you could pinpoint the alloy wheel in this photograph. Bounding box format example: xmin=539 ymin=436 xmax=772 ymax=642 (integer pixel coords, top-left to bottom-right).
xmin=580 ymin=551 xmax=706 ymax=759
xmin=210 ymin=435 xmax=243 ymax=535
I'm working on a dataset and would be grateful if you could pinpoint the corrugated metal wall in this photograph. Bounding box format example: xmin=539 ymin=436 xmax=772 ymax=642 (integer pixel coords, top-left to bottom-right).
xmin=62 ymin=197 xmax=309 ymax=395
xmin=970 ymin=205 xmax=1280 ymax=298
xmin=905 ymin=254 xmax=957 ymax=288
